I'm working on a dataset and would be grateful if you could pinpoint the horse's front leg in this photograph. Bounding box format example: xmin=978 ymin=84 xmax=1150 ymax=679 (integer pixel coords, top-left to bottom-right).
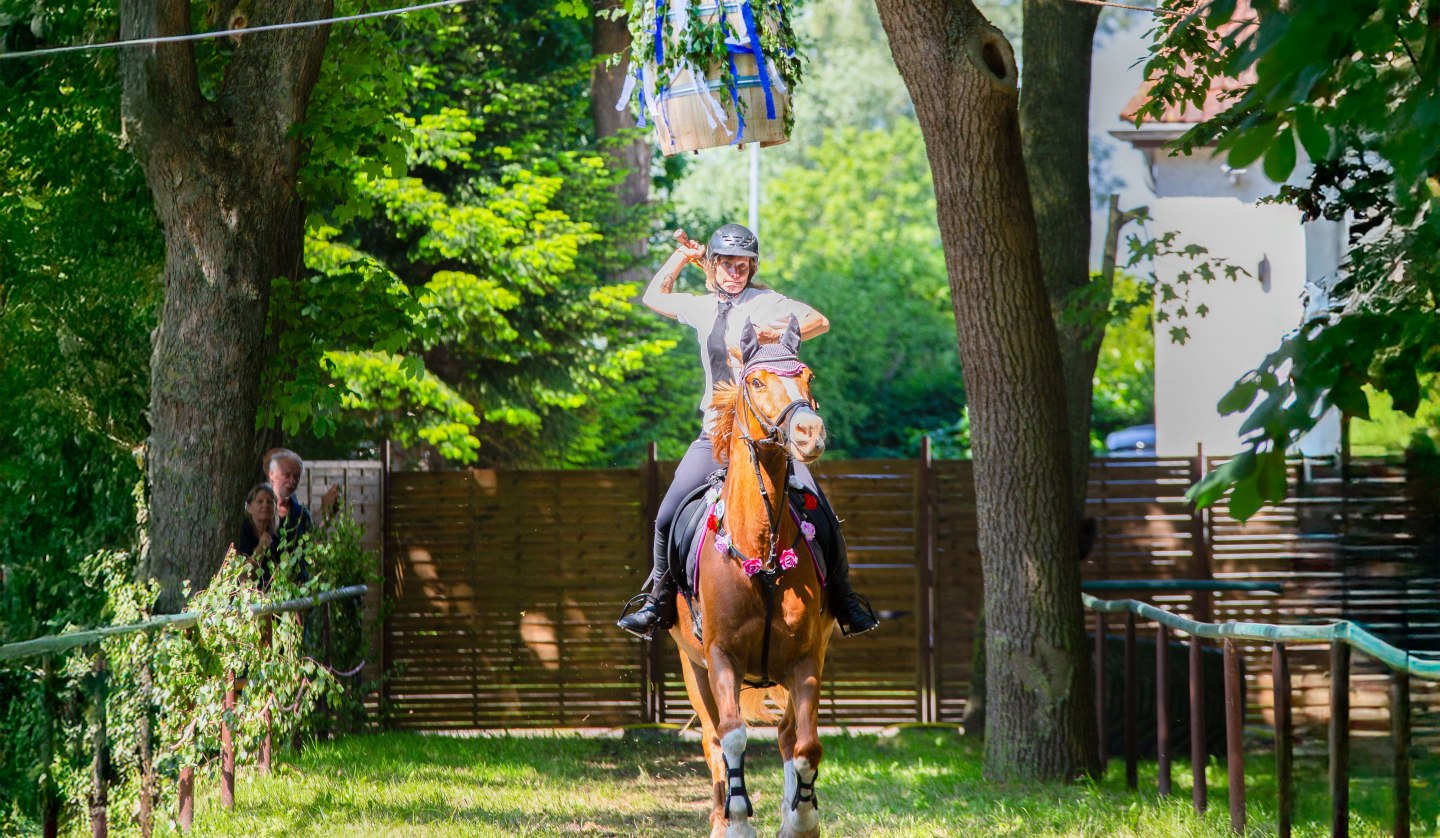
xmin=707 ymin=646 xmax=756 ymax=838
xmin=780 ymin=661 xmax=823 ymax=838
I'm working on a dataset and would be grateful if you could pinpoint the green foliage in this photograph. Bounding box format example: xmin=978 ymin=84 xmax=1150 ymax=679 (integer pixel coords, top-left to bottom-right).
xmin=761 ymin=120 xmax=964 ymax=457
xmin=1135 ymin=0 xmax=1440 ymax=517
xmin=281 ymin=3 xmax=671 ymax=467
xmin=1122 ymin=210 xmax=1250 ymax=346
xmin=1349 ymin=383 xmax=1440 ymax=457
xmin=1091 ymin=276 xmax=1155 ymax=451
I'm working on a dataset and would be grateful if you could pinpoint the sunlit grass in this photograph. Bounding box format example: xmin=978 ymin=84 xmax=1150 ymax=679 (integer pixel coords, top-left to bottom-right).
xmin=138 ymin=729 xmax=1440 ymax=836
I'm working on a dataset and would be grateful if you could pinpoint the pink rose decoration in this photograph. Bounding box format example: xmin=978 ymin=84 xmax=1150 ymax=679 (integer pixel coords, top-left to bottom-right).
xmin=715 ymin=532 xmax=730 ymax=554
xmin=800 ymin=521 xmax=816 ymax=541
xmin=742 ymin=558 xmax=763 ymax=576
xmin=779 ymin=548 xmax=798 ymax=570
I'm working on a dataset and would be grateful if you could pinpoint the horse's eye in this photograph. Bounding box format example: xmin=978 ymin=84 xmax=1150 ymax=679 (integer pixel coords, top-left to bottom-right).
xmin=749 ymin=378 xmax=765 ymax=389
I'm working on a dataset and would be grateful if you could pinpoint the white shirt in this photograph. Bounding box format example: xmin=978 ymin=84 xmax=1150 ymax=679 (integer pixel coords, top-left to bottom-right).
xmin=667 ymin=287 xmax=816 ymax=435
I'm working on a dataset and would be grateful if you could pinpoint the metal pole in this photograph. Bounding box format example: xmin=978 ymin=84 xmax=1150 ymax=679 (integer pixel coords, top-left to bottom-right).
xmin=1191 ymin=635 xmax=1207 ymax=813
xmin=221 ymin=671 xmax=235 ymax=810
xmin=748 ymin=141 xmax=760 ymax=235
xmin=1157 ymin=623 xmax=1172 ymax=796
xmin=1331 ymin=642 xmax=1351 ymax=838
xmin=1124 ymin=612 xmax=1137 ymax=790
xmin=1224 ymin=639 xmax=1245 ymax=835
xmin=1274 ymin=643 xmax=1292 ymax=838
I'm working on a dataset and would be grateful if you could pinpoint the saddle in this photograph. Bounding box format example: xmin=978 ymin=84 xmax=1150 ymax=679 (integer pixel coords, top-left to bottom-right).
xmin=666 ymin=469 xmax=832 ymax=640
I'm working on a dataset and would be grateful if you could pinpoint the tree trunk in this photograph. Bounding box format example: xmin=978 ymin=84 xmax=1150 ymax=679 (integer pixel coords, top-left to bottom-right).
xmin=1020 ymin=0 xmax=1102 ymax=522
xmin=874 ymin=0 xmax=1099 ymax=781
xmin=591 ymin=0 xmax=651 ymax=284
xmin=120 ymin=0 xmax=332 ymax=611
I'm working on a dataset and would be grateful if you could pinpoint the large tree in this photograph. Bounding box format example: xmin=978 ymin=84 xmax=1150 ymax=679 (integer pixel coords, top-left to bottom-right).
xmin=119 ymin=0 xmax=332 ymax=610
xmin=1020 ymin=0 xmax=1103 ymax=517
xmin=873 ymin=0 xmax=1099 ymax=780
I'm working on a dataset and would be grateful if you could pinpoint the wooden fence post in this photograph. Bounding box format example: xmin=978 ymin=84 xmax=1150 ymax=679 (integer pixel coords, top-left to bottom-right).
xmin=177 ymin=766 xmax=194 ymax=833
xmin=1124 ymin=612 xmax=1137 ymax=790
xmin=1094 ymin=612 xmax=1107 ymax=770
xmin=1156 ymin=623 xmax=1172 ymax=796
xmin=89 ymin=647 xmax=109 ymax=838
xmin=1274 ymin=642 xmax=1292 ymax=838
xmin=916 ymin=435 xmax=936 ymax=724
xmin=379 ymin=438 xmax=392 ymax=724
xmin=259 ymin=615 xmax=273 ymax=773
xmin=41 ymin=654 xmax=59 ymax=838
xmin=1224 ymin=639 xmax=1245 ymax=835
xmin=642 ymin=442 xmax=662 ymax=724
xmin=1190 ymin=635 xmax=1207 ymax=813
xmin=1331 ymin=642 xmax=1351 ymax=838
xmin=1192 ymin=443 xmax=1213 ymax=623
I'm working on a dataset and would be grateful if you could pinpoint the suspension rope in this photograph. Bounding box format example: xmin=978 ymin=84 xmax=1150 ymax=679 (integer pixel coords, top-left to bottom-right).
xmin=0 ymin=0 xmax=476 ymax=61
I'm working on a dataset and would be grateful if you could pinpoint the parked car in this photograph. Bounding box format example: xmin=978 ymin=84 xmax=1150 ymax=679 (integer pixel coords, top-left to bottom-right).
xmin=1104 ymin=423 xmax=1156 ymax=457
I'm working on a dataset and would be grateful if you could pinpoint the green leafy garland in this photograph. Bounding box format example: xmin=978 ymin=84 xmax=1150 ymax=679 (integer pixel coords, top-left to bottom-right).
xmin=614 ymin=0 xmax=805 ymax=136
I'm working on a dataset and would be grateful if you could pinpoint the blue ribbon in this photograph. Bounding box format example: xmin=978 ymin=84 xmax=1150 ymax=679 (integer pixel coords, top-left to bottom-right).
xmin=634 ymin=67 xmax=648 ymax=129
xmin=654 ymin=0 xmax=665 ymax=66
xmin=736 ymin=0 xmax=776 ymax=120
xmin=718 ymin=11 xmax=746 ymax=144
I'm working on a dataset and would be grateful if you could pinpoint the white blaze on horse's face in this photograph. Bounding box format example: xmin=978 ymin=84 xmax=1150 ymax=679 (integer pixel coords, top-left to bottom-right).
xmin=777 ymin=374 xmax=825 ymax=463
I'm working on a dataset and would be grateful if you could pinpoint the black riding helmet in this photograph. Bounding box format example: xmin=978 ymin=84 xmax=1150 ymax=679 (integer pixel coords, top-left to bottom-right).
xmin=707 ymin=223 xmax=760 ymax=267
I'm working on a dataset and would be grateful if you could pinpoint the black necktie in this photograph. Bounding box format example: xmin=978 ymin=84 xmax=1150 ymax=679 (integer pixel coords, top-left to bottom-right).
xmin=707 ymin=299 xmax=734 ymax=385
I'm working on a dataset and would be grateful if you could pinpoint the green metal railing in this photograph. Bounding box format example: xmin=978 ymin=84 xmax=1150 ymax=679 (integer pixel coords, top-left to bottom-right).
xmin=1085 ymin=581 xmax=1430 ymax=838
xmin=0 ymin=584 xmax=369 ymax=838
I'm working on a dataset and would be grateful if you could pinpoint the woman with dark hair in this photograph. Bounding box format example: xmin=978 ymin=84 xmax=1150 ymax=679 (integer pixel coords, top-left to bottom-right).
xmin=616 ymin=224 xmax=878 ymax=639
xmin=237 ymin=482 xmax=280 ymax=588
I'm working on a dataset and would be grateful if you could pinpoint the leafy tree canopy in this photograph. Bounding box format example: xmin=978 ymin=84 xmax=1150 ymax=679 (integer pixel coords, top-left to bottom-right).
xmin=1136 ymin=0 xmax=1440 ymax=518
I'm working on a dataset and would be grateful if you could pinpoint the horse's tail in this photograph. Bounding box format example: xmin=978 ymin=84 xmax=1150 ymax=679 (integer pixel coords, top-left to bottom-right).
xmin=740 ymin=684 xmax=789 ymax=725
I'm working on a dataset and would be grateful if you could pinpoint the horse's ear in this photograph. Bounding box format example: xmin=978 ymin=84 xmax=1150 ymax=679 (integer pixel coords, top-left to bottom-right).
xmin=781 ymin=315 xmax=802 ymax=355
xmin=740 ymin=318 xmax=760 ymax=366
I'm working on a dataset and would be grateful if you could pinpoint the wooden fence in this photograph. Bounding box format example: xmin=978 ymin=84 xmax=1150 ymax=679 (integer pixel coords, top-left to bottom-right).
xmin=379 ymin=450 xmax=1440 ymax=734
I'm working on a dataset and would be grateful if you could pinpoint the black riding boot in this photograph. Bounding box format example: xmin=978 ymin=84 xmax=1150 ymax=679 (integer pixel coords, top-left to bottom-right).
xmin=618 ymin=526 xmax=679 ymax=639
xmin=826 ymin=528 xmax=879 ymax=636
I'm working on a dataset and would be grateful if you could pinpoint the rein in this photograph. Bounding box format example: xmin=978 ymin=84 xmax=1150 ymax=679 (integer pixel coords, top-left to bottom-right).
xmin=729 ymin=362 xmax=812 ymax=690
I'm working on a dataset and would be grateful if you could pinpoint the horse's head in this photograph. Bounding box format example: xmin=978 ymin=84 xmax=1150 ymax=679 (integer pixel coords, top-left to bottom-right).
xmin=728 ymin=316 xmax=826 ymax=463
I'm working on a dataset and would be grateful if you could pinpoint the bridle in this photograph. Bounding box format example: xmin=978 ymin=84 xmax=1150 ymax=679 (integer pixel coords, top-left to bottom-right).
xmin=733 ymin=361 xmax=818 ymax=569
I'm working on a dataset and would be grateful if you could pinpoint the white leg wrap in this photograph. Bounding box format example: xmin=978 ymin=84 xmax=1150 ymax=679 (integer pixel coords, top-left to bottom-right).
xmin=781 ymin=755 xmax=819 ymax=835
xmin=720 ymin=727 xmax=751 ymax=825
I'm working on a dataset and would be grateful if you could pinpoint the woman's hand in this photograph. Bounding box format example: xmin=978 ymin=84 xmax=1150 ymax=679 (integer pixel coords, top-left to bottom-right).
xmin=673 ymin=229 xmax=706 ymax=265
xmin=258 ymin=530 xmax=273 ymax=552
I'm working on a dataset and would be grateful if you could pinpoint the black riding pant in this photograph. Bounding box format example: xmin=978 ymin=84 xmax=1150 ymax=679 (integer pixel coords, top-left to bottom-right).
xmin=648 ymin=435 xmax=826 ymax=590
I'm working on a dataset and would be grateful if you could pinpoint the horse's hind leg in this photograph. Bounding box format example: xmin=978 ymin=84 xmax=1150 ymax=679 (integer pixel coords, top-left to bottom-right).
xmin=779 ymin=660 xmax=822 ymax=838
xmin=707 ymin=648 xmax=756 ymax=838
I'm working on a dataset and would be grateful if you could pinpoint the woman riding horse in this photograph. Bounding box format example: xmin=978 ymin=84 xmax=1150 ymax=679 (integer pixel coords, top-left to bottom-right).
xmin=617 ymin=223 xmax=877 ymax=639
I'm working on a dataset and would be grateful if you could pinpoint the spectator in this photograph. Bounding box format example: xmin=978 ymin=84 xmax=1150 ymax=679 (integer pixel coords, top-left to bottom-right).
xmin=236 ymin=482 xmax=279 ymax=588
xmin=264 ymin=448 xmax=313 ymax=547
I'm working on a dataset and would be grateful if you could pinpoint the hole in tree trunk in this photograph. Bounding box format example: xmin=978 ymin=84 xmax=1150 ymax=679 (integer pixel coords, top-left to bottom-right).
xmin=981 ymin=39 xmax=1009 ymax=81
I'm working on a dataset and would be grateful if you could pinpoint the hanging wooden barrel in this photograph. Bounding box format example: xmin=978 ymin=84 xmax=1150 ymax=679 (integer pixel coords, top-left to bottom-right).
xmin=647 ymin=1 xmax=791 ymax=155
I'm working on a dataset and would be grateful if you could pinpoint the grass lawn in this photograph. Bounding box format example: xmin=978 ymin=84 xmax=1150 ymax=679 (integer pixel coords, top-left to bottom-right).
xmin=158 ymin=729 xmax=1438 ymax=837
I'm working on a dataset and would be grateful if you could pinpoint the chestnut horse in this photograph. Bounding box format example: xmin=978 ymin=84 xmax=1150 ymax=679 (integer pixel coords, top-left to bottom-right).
xmin=671 ymin=317 xmax=832 ymax=838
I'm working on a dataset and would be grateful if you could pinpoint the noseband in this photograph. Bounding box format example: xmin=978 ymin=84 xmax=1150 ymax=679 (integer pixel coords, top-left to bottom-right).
xmin=736 ymin=361 xmax=816 ymax=451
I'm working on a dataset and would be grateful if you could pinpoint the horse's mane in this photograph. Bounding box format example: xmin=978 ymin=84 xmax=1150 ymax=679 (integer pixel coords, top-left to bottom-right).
xmin=709 ymin=381 xmax=740 ymax=463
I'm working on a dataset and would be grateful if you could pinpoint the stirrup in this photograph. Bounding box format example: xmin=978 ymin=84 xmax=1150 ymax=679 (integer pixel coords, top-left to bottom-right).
xmin=617 ymin=593 xmax=661 ymax=640
xmin=837 ymin=593 xmax=879 ymax=637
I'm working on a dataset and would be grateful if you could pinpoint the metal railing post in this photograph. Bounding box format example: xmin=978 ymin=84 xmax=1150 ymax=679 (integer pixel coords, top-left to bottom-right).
xmin=1124 ymin=612 xmax=1138 ymax=790
xmin=89 ymin=647 xmax=108 ymax=838
xmin=1393 ymin=669 xmax=1411 ymax=838
xmin=1190 ymin=634 xmax=1207 ymax=813
xmin=1156 ymin=623 xmax=1172 ymax=796
xmin=1223 ymin=639 xmax=1245 ymax=835
xmin=1274 ymin=642 xmax=1292 ymax=838
xmin=1331 ymin=641 xmax=1351 ymax=838
xmin=1095 ymin=611 xmax=1107 ymax=770
xmin=221 ymin=670 xmax=236 ymax=810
